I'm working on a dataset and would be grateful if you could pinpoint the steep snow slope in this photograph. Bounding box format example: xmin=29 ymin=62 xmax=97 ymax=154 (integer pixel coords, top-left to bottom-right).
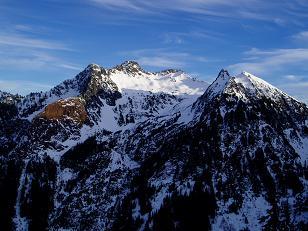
xmin=109 ymin=60 xmax=206 ymax=96
xmin=110 ymin=68 xmax=206 ymax=96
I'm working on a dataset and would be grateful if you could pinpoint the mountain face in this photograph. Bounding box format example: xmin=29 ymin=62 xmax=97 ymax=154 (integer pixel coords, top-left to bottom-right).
xmin=0 ymin=62 xmax=307 ymax=231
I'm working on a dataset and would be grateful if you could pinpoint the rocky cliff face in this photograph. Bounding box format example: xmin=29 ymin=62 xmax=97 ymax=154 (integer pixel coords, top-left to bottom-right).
xmin=39 ymin=98 xmax=88 ymax=124
xmin=0 ymin=62 xmax=307 ymax=231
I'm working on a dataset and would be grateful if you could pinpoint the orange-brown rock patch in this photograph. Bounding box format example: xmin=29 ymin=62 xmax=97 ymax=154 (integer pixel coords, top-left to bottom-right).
xmin=40 ymin=98 xmax=88 ymax=124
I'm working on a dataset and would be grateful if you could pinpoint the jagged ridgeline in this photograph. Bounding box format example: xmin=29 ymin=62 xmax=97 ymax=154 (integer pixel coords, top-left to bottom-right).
xmin=0 ymin=61 xmax=307 ymax=231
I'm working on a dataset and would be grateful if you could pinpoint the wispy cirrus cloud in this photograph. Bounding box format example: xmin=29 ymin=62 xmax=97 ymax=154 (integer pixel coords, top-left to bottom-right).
xmin=228 ymin=48 xmax=308 ymax=75
xmin=292 ymin=31 xmax=308 ymax=42
xmin=0 ymin=50 xmax=80 ymax=71
xmin=89 ymin=0 xmax=261 ymax=14
xmin=0 ymin=27 xmax=80 ymax=94
xmin=283 ymin=74 xmax=304 ymax=81
xmin=0 ymin=25 xmax=80 ymax=71
xmin=89 ymin=0 xmax=148 ymax=12
xmin=0 ymin=34 xmax=71 ymax=51
xmin=161 ymin=30 xmax=224 ymax=44
xmin=88 ymin=0 xmax=308 ymax=25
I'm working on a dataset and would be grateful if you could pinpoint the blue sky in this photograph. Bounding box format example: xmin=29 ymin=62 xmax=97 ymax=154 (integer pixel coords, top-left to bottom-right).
xmin=0 ymin=0 xmax=308 ymax=102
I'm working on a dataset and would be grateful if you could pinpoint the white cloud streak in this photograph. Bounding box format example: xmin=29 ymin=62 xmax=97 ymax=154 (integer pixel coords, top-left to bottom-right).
xmin=0 ymin=34 xmax=71 ymax=50
xmin=0 ymin=47 xmax=80 ymax=71
xmin=90 ymin=0 xmax=260 ymax=13
xmin=88 ymin=0 xmax=308 ymax=24
xmin=284 ymin=74 xmax=303 ymax=81
xmin=0 ymin=27 xmax=80 ymax=71
xmin=162 ymin=30 xmax=223 ymax=44
xmin=229 ymin=48 xmax=308 ymax=75
xmin=292 ymin=31 xmax=308 ymax=42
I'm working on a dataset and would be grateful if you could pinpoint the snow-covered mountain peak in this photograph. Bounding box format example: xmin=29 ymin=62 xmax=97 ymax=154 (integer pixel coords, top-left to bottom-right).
xmin=199 ymin=68 xmax=294 ymax=104
xmin=231 ymin=71 xmax=293 ymax=102
xmin=76 ymin=66 xmax=120 ymax=104
xmin=193 ymin=68 xmax=307 ymax=120
xmin=75 ymin=64 xmax=107 ymax=91
xmin=199 ymin=68 xmax=231 ymax=100
xmin=119 ymin=60 xmax=141 ymax=69
xmin=112 ymin=60 xmax=146 ymax=76
xmin=85 ymin=63 xmax=101 ymax=72
xmin=211 ymin=68 xmax=231 ymax=89
xmin=234 ymin=71 xmax=275 ymax=91
xmin=218 ymin=68 xmax=231 ymax=79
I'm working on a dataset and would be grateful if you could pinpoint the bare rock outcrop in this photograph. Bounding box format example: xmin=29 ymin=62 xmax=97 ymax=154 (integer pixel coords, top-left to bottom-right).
xmin=40 ymin=98 xmax=88 ymax=124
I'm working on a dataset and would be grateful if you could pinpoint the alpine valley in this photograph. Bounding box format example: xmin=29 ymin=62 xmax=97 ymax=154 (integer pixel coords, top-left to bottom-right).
xmin=0 ymin=61 xmax=307 ymax=231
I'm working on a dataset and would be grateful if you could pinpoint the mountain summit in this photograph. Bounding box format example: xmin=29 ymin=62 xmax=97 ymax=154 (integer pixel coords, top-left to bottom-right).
xmin=0 ymin=63 xmax=307 ymax=231
xmin=113 ymin=60 xmax=146 ymax=76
